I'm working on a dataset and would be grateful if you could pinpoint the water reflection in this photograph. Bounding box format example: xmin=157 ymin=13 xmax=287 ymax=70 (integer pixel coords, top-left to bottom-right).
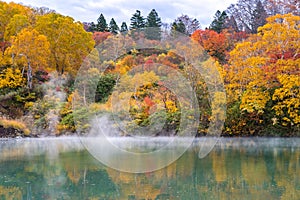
xmin=0 ymin=137 xmax=299 ymax=199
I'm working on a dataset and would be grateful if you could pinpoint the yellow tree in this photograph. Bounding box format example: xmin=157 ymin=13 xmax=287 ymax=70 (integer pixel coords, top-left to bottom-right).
xmin=227 ymin=13 xmax=300 ymax=108
xmin=272 ymin=74 xmax=300 ymax=127
xmin=257 ymin=13 xmax=300 ymax=81
xmin=0 ymin=2 xmax=33 ymax=57
xmin=0 ymin=68 xmax=24 ymax=90
xmin=225 ymin=13 xmax=299 ymax=134
xmin=4 ymin=14 xmax=29 ymax=41
xmin=0 ymin=1 xmax=32 ymax=41
xmin=35 ymin=13 xmax=95 ymax=75
xmin=6 ymin=28 xmax=51 ymax=88
xmin=226 ymin=35 xmax=267 ymax=103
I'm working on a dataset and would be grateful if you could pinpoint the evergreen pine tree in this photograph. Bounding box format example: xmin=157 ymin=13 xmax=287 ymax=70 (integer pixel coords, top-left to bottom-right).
xmin=130 ymin=10 xmax=145 ymax=30
xmin=120 ymin=22 xmax=128 ymax=33
xmin=171 ymin=20 xmax=186 ymax=34
xmin=88 ymin=22 xmax=97 ymax=32
xmin=173 ymin=15 xmax=200 ymax=35
xmin=146 ymin=9 xmax=162 ymax=27
xmin=145 ymin=9 xmax=162 ymax=40
xmin=97 ymin=13 xmax=108 ymax=32
xmin=109 ymin=18 xmax=119 ymax=34
xmin=209 ymin=10 xmax=228 ymax=33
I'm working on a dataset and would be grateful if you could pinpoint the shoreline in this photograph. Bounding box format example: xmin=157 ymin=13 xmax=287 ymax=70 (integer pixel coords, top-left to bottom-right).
xmin=1 ymin=134 xmax=300 ymax=139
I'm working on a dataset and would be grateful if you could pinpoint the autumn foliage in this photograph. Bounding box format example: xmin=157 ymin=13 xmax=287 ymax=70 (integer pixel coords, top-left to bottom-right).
xmin=191 ymin=29 xmax=229 ymax=63
xmin=0 ymin=1 xmax=299 ymax=136
xmin=223 ymin=13 xmax=300 ymax=135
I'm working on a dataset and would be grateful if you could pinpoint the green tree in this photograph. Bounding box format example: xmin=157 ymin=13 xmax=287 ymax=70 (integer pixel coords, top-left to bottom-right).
xmin=88 ymin=22 xmax=97 ymax=32
xmin=109 ymin=18 xmax=119 ymax=34
xmin=146 ymin=9 xmax=161 ymax=27
xmin=209 ymin=10 xmax=228 ymax=33
xmin=97 ymin=13 xmax=108 ymax=32
xmin=130 ymin=10 xmax=145 ymax=30
xmin=95 ymin=74 xmax=116 ymax=103
xmin=171 ymin=20 xmax=186 ymax=34
xmin=145 ymin=9 xmax=162 ymax=40
xmin=173 ymin=14 xmax=200 ymax=35
xmin=120 ymin=22 xmax=128 ymax=33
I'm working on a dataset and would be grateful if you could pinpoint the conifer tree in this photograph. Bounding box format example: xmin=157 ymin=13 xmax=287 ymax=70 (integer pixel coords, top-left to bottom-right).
xmin=209 ymin=10 xmax=228 ymax=33
xmin=171 ymin=20 xmax=186 ymax=34
xmin=120 ymin=22 xmax=128 ymax=33
xmin=145 ymin=9 xmax=162 ymax=40
xmin=130 ymin=10 xmax=145 ymax=30
xmin=97 ymin=13 xmax=108 ymax=32
xmin=109 ymin=18 xmax=119 ymax=34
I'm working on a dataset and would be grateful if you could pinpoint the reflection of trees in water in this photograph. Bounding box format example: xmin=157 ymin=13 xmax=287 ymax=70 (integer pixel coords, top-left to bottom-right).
xmin=0 ymin=138 xmax=299 ymax=199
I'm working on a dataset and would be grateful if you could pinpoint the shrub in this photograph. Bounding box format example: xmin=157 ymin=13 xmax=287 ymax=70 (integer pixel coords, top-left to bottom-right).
xmin=0 ymin=119 xmax=30 ymax=136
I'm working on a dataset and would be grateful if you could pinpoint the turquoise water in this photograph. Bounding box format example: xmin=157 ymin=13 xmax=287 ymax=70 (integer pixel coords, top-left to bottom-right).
xmin=0 ymin=137 xmax=299 ymax=199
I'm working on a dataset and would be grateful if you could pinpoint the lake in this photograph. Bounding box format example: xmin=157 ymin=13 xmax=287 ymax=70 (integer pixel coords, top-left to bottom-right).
xmin=0 ymin=137 xmax=299 ymax=199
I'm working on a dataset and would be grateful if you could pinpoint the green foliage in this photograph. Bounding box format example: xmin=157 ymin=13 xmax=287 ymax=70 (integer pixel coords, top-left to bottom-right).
xmin=0 ymin=1 xmax=298 ymax=137
xmin=97 ymin=13 xmax=108 ymax=32
xmin=109 ymin=18 xmax=119 ymax=34
xmin=0 ymin=83 xmax=40 ymax=119
xmin=209 ymin=10 xmax=228 ymax=33
xmin=120 ymin=22 xmax=128 ymax=33
xmin=15 ymin=91 xmax=36 ymax=103
xmin=146 ymin=9 xmax=161 ymax=28
xmin=173 ymin=14 xmax=200 ymax=35
xmin=171 ymin=21 xmax=186 ymax=35
xmin=145 ymin=9 xmax=162 ymax=40
xmin=29 ymin=97 xmax=57 ymax=128
xmin=58 ymin=109 xmax=76 ymax=133
xmin=130 ymin=10 xmax=145 ymax=30
xmin=95 ymin=74 xmax=116 ymax=103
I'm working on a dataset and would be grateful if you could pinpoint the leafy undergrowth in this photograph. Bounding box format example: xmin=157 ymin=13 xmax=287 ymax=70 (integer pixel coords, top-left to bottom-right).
xmin=0 ymin=118 xmax=30 ymax=136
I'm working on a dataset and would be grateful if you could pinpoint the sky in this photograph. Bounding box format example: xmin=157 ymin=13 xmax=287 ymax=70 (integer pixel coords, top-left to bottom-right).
xmin=3 ymin=0 xmax=237 ymax=28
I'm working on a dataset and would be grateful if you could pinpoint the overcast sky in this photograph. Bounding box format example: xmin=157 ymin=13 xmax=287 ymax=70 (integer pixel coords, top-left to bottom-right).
xmin=4 ymin=0 xmax=237 ymax=28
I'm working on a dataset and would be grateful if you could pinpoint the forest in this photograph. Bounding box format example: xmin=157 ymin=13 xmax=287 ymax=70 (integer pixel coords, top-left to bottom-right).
xmin=0 ymin=0 xmax=299 ymax=137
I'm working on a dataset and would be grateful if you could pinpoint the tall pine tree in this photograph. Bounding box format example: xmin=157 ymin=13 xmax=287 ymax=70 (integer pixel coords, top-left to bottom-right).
xmin=145 ymin=9 xmax=162 ymax=40
xmin=120 ymin=22 xmax=128 ymax=33
xmin=171 ymin=20 xmax=186 ymax=35
xmin=146 ymin=9 xmax=162 ymax=27
xmin=97 ymin=13 xmax=108 ymax=32
xmin=209 ymin=10 xmax=228 ymax=33
xmin=130 ymin=10 xmax=145 ymax=30
xmin=109 ymin=18 xmax=119 ymax=34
